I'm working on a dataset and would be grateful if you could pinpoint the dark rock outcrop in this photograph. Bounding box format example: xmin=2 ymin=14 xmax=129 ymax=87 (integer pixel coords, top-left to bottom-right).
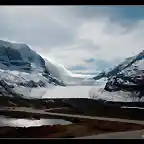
xmin=104 ymin=50 xmax=144 ymax=99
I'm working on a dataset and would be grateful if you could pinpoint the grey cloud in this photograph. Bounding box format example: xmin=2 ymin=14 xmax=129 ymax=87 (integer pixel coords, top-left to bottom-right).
xmin=0 ymin=8 xmax=12 ymax=37
xmin=0 ymin=6 xmax=123 ymax=49
xmin=69 ymin=6 xmax=144 ymax=26
xmin=0 ymin=6 xmax=76 ymax=48
xmin=66 ymin=6 xmax=110 ymax=19
xmin=9 ymin=20 xmax=74 ymax=47
xmin=0 ymin=6 xmax=143 ymax=53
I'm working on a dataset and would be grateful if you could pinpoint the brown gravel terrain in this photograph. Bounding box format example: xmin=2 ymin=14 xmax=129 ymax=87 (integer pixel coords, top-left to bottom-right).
xmin=0 ymin=106 xmax=144 ymax=138
xmin=0 ymin=97 xmax=144 ymax=138
xmin=0 ymin=118 xmax=144 ymax=138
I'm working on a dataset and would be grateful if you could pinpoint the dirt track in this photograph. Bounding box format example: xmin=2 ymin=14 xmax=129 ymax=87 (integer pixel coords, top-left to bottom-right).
xmin=77 ymin=129 xmax=144 ymax=139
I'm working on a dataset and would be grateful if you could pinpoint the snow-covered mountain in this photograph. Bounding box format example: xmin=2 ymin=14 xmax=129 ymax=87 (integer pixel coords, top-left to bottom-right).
xmin=89 ymin=50 xmax=144 ymax=102
xmin=0 ymin=40 xmax=67 ymax=98
xmin=98 ymin=50 xmax=144 ymax=100
xmin=93 ymin=56 xmax=137 ymax=81
xmin=105 ymin=50 xmax=144 ymax=89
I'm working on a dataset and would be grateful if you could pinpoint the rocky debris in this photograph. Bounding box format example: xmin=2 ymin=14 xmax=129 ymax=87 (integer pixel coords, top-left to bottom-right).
xmin=0 ymin=80 xmax=23 ymax=98
xmin=19 ymin=80 xmax=46 ymax=88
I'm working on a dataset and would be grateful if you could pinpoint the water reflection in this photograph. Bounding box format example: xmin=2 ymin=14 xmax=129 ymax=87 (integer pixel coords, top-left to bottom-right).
xmin=0 ymin=116 xmax=72 ymax=127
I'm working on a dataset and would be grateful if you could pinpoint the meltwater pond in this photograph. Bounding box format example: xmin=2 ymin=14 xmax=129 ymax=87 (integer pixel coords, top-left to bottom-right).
xmin=0 ymin=116 xmax=72 ymax=127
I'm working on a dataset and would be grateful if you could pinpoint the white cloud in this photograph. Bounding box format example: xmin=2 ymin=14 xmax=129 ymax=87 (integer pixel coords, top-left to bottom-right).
xmin=0 ymin=6 xmax=144 ymax=68
xmin=76 ymin=18 xmax=144 ymax=60
xmin=42 ymin=18 xmax=144 ymax=68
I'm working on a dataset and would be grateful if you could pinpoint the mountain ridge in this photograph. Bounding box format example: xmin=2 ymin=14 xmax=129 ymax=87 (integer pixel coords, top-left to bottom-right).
xmin=103 ymin=50 xmax=144 ymax=99
xmin=0 ymin=40 xmax=66 ymax=98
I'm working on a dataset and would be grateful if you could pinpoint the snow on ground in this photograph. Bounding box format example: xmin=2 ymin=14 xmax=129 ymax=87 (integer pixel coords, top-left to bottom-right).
xmin=89 ymin=88 xmax=144 ymax=102
xmin=12 ymin=73 xmax=143 ymax=102
xmin=14 ymin=87 xmax=54 ymax=99
xmin=13 ymin=78 xmax=108 ymax=99
xmin=42 ymin=86 xmax=97 ymax=99
xmin=42 ymin=85 xmax=144 ymax=102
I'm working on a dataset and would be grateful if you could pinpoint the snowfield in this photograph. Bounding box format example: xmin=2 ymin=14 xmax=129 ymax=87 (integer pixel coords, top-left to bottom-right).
xmin=13 ymin=85 xmax=144 ymax=102
xmin=42 ymin=86 xmax=144 ymax=102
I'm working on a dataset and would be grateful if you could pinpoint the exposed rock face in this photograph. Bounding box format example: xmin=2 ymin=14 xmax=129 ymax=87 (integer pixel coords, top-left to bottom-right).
xmin=0 ymin=40 xmax=66 ymax=98
xmin=104 ymin=50 xmax=144 ymax=99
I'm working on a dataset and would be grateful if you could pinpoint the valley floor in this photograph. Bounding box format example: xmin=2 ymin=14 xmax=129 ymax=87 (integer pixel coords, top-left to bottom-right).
xmin=0 ymin=106 xmax=144 ymax=138
xmin=0 ymin=86 xmax=144 ymax=138
xmin=0 ymin=106 xmax=144 ymax=125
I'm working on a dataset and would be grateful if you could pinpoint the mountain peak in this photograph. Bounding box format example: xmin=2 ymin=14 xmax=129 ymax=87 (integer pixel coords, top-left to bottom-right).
xmin=104 ymin=49 xmax=144 ymax=99
xmin=0 ymin=40 xmax=66 ymax=98
xmin=0 ymin=40 xmax=46 ymax=73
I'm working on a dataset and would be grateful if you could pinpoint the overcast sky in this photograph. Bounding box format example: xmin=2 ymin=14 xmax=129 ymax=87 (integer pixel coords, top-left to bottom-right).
xmin=0 ymin=6 xmax=144 ymax=68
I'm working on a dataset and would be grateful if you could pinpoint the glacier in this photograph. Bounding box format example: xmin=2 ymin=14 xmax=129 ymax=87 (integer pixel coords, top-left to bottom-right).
xmin=44 ymin=56 xmax=97 ymax=86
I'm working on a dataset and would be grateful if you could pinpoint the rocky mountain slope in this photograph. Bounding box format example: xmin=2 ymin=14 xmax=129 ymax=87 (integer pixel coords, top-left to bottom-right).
xmin=93 ymin=50 xmax=144 ymax=99
xmin=93 ymin=56 xmax=137 ymax=81
xmin=0 ymin=40 xmax=65 ymax=98
xmin=105 ymin=50 xmax=144 ymax=96
xmin=90 ymin=51 xmax=144 ymax=101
